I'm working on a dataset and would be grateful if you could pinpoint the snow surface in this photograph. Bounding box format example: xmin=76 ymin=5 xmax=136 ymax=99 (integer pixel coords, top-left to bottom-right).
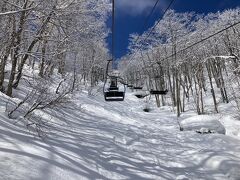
xmin=180 ymin=115 xmax=226 ymax=134
xmin=1 ymin=86 xmax=240 ymax=179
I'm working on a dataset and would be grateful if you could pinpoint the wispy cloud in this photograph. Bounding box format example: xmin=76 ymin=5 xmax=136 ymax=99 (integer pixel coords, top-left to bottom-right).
xmin=116 ymin=0 xmax=168 ymax=16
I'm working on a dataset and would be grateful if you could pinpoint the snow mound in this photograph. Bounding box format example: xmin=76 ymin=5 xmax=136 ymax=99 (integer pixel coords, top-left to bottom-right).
xmin=133 ymin=91 xmax=149 ymax=98
xmin=219 ymin=115 xmax=240 ymax=139
xmin=180 ymin=115 xmax=226 ymax=134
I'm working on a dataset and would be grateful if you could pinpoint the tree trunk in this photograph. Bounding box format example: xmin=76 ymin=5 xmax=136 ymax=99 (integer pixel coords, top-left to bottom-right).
xmin=6 ymin=1 xmax=29 ymax=96
xmin=13 ymin=7 xmax=55 ymax=88
xmin=206 ymin=60 xmax=218 ymax=113
xmin=39 ymin=39 xmax=48 ymax=77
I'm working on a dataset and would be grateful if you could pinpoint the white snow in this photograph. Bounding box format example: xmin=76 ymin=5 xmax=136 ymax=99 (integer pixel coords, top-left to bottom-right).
xmin=0 ymin=81 xmax=240 ymax=179
xmin=180 ymin=115 xmax=226 ymax=134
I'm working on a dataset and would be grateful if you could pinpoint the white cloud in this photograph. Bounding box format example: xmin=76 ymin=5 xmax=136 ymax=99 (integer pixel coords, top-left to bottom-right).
xmin=116 ymin=0 xmax=168 ymax=16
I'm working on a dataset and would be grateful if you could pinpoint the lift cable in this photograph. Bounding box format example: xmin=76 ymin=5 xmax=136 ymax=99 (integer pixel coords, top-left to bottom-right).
xmin=140 ymin=0 xmax=176 ymax=46
xmin=124 ymin=0 xmax=176 ymax=69
xmin=132 ymin=0 xmax=161 ymax=46
xmin=103 ymin=0 xmax=126 ymax=101
xmin=148 ymin=19 xmax=240 ymax=67
xmin=111 ymin=0 xmax=115 ymax=62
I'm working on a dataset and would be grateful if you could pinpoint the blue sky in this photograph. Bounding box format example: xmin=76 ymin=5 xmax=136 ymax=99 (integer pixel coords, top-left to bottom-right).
xmin=107 ymin=0 xmax=240 ymax=59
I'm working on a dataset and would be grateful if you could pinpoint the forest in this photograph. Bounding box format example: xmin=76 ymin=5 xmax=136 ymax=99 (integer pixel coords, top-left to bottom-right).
xmin=1 ymin=1 xmax=239 ymax=119
xmin=0 ymin=0 xmax=110 ymax=96
xmin=0 ymin=1 xmax=240 ymax=179
xmin=121 ymin=9 xmax=240 ymax=117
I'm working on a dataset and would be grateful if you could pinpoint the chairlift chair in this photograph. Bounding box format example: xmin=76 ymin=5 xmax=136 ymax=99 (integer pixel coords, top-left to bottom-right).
xmin=133 ymin=86 xmax=143 ymax=90
xmin=104 ymin=91 xmax=125 ymax=101
xmin=150 ymin=89 xmax=168 ymax=95
xmin=135 ymin=94 xmax=149 ymax=98
xmin=127 ymin=85 xmax=133 ymax=88
xmin=104 ymin=76 xmax=125 ymax=101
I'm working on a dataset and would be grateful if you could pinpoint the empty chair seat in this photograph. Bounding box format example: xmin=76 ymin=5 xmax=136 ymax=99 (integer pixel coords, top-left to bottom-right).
xmin=104 ymin=91 xmax=125 ymax=101
xmin=133 ymin=87 xmax=143 ymax=90
xmin=150 ymin=89 xmax=168 ymax=95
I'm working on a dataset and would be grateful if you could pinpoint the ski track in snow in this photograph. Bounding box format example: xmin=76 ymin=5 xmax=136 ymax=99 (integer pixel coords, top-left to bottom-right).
xmin=1 ymin=91 xmax=240 ymax=180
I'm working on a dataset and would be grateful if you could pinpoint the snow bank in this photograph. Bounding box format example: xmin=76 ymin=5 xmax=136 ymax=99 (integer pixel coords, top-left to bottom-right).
xmin=1 ymin=66 xmax=240 ymax=179
xmin=180 ymin=115 xmax=226 ymax=134
xmin=219 ymin=115 xmax=240 ymax=139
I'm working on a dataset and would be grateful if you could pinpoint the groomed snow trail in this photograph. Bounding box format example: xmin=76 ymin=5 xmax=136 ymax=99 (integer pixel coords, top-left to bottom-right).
xmin=1 ymin=91 xmax=240 ymax=180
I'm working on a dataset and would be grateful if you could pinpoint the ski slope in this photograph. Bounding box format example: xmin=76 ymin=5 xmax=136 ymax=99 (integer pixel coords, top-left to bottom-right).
xmin=0 ymin=89 xmax=240 ymax=180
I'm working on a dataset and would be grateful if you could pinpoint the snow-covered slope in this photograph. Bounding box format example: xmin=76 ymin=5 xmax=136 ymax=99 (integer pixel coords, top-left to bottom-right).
xmin=1 ymin=89 xmax=240 ymax=180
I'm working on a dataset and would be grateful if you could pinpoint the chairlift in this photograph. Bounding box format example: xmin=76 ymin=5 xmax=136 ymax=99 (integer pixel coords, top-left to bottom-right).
xmin=127 ymin=85 xmax=133 ymax=88
xmin=133 ymin=86 xmax=143 ymax=90
xmin=154 ymin=75 xmax=161 ymax=79
xmin=103 ymin=62 xmax=126 ymax=102
xmin=104 ymin=76 xmax=125 ymax=101
xmin=150 ymin=89 xmax=168 ymax=95
xmin=135 ymin=94 xmax=149 ymax=98
xmin=103 ymin=0 xmax=126 ymax=101
xmin=105 ymin=91 xmax=125 ymax=101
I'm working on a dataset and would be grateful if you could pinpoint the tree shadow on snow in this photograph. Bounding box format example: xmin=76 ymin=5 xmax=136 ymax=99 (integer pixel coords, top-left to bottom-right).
xmin=0 ymin=95 xmax=240 ymax=180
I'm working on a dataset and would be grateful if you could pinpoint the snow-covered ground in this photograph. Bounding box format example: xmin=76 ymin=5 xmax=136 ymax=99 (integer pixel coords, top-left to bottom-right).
xmin=1 ymin=86 xmax=240 ymax=180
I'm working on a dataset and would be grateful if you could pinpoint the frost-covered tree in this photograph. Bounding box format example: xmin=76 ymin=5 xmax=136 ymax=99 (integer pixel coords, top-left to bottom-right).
xmin=0 ymin=0 xmax=111 ymax=96
xmin=121 ymin=8 xmax=240 ymax=116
